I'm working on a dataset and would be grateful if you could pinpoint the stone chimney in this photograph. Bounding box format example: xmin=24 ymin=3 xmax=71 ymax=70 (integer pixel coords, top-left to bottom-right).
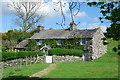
xmin=37 ymin=25 xmax=44 ymax=31
xmin=69 ymin=22 xmax=76 ymax=30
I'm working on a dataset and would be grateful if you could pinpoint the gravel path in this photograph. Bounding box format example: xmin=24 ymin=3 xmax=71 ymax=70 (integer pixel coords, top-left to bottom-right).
xmin=30 ymin=63 xmax=56 ymax=78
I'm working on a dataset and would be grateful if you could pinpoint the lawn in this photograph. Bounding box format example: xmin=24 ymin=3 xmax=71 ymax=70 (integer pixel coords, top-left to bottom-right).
xmin=42 ymin=39 xmax=118 ymax=78
xmin=2 ymin=39 xmax=118 ymax=79
xmin=2 ymin=63 xmax=49 ymax=78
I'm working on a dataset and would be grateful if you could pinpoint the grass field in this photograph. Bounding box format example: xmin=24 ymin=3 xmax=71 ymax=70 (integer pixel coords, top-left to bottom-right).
xmin=2 ymin=39 xmax=118 ymax=79
xmin=2 ymin=63 xmax=49 ymax=78
xmin=42 ymin=39 xmax=118 ymax=78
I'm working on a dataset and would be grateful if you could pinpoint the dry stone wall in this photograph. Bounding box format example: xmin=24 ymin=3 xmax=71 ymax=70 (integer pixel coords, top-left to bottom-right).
xmin=0 ymin=55 xmax=83 ymax=67
xmin=52 ymin=55 xmax=82 ymax=62
xmin=0 ymin=56 xmax=45 ymax=67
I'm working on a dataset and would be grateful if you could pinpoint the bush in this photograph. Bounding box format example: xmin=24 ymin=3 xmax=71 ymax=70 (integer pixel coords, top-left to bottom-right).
xmin=76 ymin=46 xmax=84 ymax=50
xmin=2 ymin=52 xmax=18 ymax=61
xmin=101 ymin=37 xmax=107 ymax=40
xmin=118 ymin=51 xmax=120 ymax=55
xmin=48 ymin=48 xmax=84 ymax=56
xmin=103 ymin=41 xmax=108 ymax=45
xmin=2 ymin=51 xmax=46 ymax=61
xmin=113 ymin=47 xmax=117 ymax=52
xmin=118 ymin=45 xmax=120 ymax=50
xmin=2 ymin=47 xmax=7 ymax=52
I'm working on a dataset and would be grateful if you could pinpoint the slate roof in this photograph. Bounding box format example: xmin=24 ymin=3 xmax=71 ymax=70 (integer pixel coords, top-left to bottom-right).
xmin=16 ymin=38 xmax=28 ymax=48
xmin=30 ymin=28 xmax=99 ymax=39
xmin=15 ymin=28 xmax=100 ymax=48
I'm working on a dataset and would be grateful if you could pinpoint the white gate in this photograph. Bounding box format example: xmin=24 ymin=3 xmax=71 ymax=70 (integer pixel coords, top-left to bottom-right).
xmin=46 ymin=56 xmax=52 ymax=63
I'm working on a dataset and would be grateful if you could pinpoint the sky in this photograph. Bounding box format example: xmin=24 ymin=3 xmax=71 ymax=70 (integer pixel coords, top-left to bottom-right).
xmin=0 ymin=0 xmax=111 ymax=33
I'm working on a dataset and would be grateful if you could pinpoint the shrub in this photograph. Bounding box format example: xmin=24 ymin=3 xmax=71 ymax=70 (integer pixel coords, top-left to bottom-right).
xmin=118 ymin=45 xmax=120 ymax=50
xmin=101 ymin=37 xmax=107 ymax=40
xmin=103 ymin=41 xmax=108 ymax=45
xmin=2 ymin=52 xmax=18 ymax=61
xmin=113 ymin=47 xmax=117 ymax=52
xmin=118 ymin=51 xmax=120 ymax=55
xmin=76 ymin=46 xmax=84 ymax=50
xmin=48 ymin=48 xmax=84 ymax=56
xmin=2 ymin=51 xmax=46 ymax=61
xmin=2 ymin=47 xmax=7 ymax=52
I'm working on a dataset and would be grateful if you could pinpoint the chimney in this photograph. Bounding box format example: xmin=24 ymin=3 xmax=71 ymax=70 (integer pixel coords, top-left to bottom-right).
xmin=37 ymin=25 xmax=44 ymax=31
xmin=69 ymin=22 xmax=76 ymax=30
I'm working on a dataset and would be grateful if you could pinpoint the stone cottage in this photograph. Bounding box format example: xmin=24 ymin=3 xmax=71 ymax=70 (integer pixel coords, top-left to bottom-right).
xmin=15 ymin=22 xmax=107 ymax=61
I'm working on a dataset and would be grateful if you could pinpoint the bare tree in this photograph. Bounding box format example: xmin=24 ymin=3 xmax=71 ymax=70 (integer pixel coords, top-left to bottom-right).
xmin=8 ymin=0 xmax=45 ymax=32
xmin=53 ymin=0 xmax=84 ymax=28
xmin=2 ymin=40 xmax=17 ymax=49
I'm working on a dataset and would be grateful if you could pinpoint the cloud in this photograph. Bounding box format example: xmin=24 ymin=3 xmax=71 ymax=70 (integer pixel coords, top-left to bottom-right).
xmin=93 ymin=17 xmax=99 ymax=22
xmin=80 ymin=22 xmax=87 ymax=27
xmin=39 ymin=0 xmax=69 ymax=18
xmin=73 ymin=11 xmax=88 ymax=19
xmin=88 ymin=17 xmax=99 ymax=22
xmin=1 ymin=0 xmax=69 ymax=18
xmin=0 ymin=2 xmax=11 ymax=15
xmin=88 ymin=23 xmax=107 ymax=32
xmin=80 ymin=22 xmax=107 ymax=32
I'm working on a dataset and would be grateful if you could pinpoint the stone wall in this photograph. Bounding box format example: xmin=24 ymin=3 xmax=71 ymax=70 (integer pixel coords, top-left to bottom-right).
xmin=0 ymin=56 xmax=45 ymax=67
xmin=92 ymin=28 xmax=107 ymax=59
xmin=52 ymin=55 xmax=82 ymax=62
xmin=0 ymin=55 xmax=83 ymax=67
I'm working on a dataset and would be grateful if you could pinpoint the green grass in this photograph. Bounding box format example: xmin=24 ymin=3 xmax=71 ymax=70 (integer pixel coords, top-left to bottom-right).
xmin=2 ymin=39 xmax=119 ymax=78
xmin=3 ymin=63 xmax=49 ymax=78
xmin=42 ymin=39 xmax=118 ymax=78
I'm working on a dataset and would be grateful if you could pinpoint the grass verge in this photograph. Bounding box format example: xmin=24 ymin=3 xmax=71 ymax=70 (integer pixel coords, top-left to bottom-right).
xmin=2 ymin=63 xmax=49 ymax=78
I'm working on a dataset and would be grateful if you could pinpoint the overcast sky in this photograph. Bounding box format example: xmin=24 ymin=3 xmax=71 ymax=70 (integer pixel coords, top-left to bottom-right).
xmin=0 ymin=0 xmax=111 ymax=32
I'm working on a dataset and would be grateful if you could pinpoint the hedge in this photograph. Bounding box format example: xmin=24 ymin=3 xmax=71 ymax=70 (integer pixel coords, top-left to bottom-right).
xmin=2 ymin=51 xmax=47 ymax=61
xmin=48 ymin=48 xmax=84 ymax=56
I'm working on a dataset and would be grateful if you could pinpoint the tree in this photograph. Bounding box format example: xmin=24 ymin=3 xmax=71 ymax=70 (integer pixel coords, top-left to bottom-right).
xmin=53 ymin=1 xmax=84 ymax=28
xmin=6 ymin=30 xmax=32 ymax=43
xmin=0 ymin=33 xmax=8 ymax=40
xmin=1 ymin=29 xmax=33 ymax=52
xmin=87 ymin=2 xmax=120 ymax=40
xmin=2 ymin=39 xmax=17 ymax=50
xmin=8 ymin=0 xmax=45 ymax=32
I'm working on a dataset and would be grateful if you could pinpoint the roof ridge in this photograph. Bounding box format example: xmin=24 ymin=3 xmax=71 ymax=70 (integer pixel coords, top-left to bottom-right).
xmin=45 ymin=29 xmax=65 ymax=30
xmin=44 ymin=27 xmax=100 ymax=31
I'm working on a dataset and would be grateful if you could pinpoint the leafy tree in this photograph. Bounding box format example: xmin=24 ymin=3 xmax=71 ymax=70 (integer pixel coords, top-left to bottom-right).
xmin=6 ymin=30 xmax=32 ymax=42
xmin=0 ymin=33 xmax=8 ymax=40
xmin=2 ymin=29 xmax=33 ymax=51
xmin=87 ymin=2 xmax=120 ymax=40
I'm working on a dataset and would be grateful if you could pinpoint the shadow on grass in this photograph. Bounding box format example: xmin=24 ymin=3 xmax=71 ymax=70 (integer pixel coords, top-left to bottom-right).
xmin=2 ymin=76 xmax=47 ymax=80
xmin=1 ymin=76 xmax=118 ymax=80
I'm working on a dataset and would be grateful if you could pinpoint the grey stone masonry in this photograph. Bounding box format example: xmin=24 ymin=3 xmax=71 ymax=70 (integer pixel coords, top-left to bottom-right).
xmin=52 ymin=55 xmax=82 ymax=62
xmin=92 ymin=28 xmax=107 ymax=59
xmin=0 ymin=55 xmax=83 ymax=67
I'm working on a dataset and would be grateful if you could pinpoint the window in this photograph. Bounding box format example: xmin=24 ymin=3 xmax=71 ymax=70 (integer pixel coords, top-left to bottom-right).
xmin=58 ymin=40 xmax=62 ymax=45
xmin=82 ymin=38 xmax=86 ymax=45
xmin=38 ymin=40 xmax=43 ymax=45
